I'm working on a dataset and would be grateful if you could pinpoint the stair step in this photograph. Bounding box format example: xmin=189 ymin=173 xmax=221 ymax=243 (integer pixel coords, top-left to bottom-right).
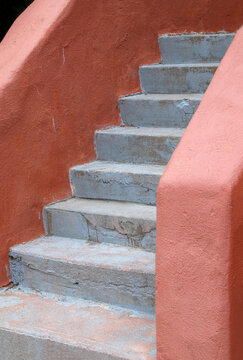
xmin=70 ymin=161 xmax=164 ymax=205
xmin=0 ymin=290 xmax=156 ymax=360
xmin=10 ymin=236 xmax=155 ymax=313
xmin=119 ymin=93 xmax=202 ymax=127
xmin=159 ymin=33 xmax=234 ymax=64
xmin=139 ymin=63 xmax=218 ymax=94
xmin=95 ymin=127 xmax=184 ymax=165
xmin=44 ymin=198 xmax=156 ymax=252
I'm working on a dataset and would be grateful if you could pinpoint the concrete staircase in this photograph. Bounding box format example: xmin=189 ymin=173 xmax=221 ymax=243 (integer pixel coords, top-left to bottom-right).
xmin=0 ymin=33 xmax=233 ymax=359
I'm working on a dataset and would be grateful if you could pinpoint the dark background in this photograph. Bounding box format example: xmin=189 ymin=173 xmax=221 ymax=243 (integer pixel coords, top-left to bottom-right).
xmin=0 ymin=0 xmax=34 ymax=41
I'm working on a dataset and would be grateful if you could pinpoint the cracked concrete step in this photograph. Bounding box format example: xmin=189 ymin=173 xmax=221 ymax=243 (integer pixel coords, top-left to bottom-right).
xmin=70 ymin=161 xmax=165 ymax=205
xmin=95 ymin=127 xmax=184 ymax=165
xmin=119 ymin=93 xmax=203 ymax=128
xmin=44 ymin=198 xmax=156 ymax=252
xmin=159 ymin=33 xmax=234 ymax=64
xmin=10 ymin=236 xmax=155 ymax=313
xmin=139 ymin=63 xmax=218 ymax=94
xmin=0 ymin=290 xmax=156 ymax=360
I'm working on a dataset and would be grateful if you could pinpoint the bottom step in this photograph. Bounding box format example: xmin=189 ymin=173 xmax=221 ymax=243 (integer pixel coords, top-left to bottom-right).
xmin=0 ymin=290 xmax=156 ymax=360
xmin=10 ymin=236 xmax=155 ymax=313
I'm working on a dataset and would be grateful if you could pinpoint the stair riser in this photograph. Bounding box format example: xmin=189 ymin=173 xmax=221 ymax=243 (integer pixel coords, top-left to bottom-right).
xmin=119 ymin=97 xmax=201 ymax=127
xmin=159 ymin=34 xmax=234 ymax=64
xmin=139 ymin=65 xmax=218 ymax=94
xmin=0 ymin=329 xmax=126 ymax=360
xmin=95 ymin=132 xmax=181 ymax=165
xmin=10 ymin=254 xmax=155 ymax=314
xmin=70 ymin=167 xmax=161 ymax=205
xmin=44 ymin=208 xmax=156 ymax=252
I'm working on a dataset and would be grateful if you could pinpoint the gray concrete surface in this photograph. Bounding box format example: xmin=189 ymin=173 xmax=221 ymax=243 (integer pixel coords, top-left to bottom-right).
xmin=70 ymin=161 xmax=164 ymax=205
xmin=139 ymin=63 xmax=218 ymax=94
xmin=95 ymin=127 xmax=184 ymax=165
xmin=159 ymin=33 xmax=234 ymax=64
xmin=10 ymin=237 xmax=155 ymax=313
xmin=119 ymin=93 xmax=202 ymax=128
xmin=43 ymin=198 xmax=156 ymax=251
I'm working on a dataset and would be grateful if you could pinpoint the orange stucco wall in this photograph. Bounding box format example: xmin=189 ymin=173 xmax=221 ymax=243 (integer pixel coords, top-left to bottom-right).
xmin=0 ymin=0 xmax=242 ymax=287
xmin=156 ymin=28 xmax=243 ymax=360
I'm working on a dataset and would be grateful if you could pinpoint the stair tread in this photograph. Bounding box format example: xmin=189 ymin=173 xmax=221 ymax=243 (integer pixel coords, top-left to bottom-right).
xmin=158 ymin=34 xmax=234 ymax=65
xmin=95 ymin=128 xmax=183 ymax=164
xmin=70 ymin=161 xmax=162 ymax=207
xmin=11 ymin=236 xmax=155 ymax=274
xmin=44 ymin=197 xmax=156 ymax=251
xmin=120 ymin=93 xmax=203 ymax=101
xmin=140 ymin=62 xmax=219 ymax=68
xmin=46 ymin=198 xmax=156 ymax=221
xmin=96 ymin=126 xmax=185 ymax=137
xmin=0 ymin=289 xmax=156 ymax=359
xmin=71 ymin=160 xmax=165 ymax=176
xmin=159 ymin=33 xmax=234 ymax=39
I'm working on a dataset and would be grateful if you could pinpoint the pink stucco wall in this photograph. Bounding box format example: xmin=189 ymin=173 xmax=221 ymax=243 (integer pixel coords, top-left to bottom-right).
xmin=0 ymin=0 xmax=242 ymax=290
xmin=156 ymin=27 xmax=243 ymax=360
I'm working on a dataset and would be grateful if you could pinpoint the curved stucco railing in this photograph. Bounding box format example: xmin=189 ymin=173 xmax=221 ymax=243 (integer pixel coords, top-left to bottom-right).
xmin=156 ymin=27 xmax=243 ymax=360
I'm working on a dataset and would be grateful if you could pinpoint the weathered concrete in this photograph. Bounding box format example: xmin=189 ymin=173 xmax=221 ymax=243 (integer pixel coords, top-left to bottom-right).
xmin=139 ymin=63 xmax=218 ymax=94
xmin=95 ymin=127 xmax=184 ymax=165
xmin=159 ymin=33 xmax=234 ymax=64
xmin=44 ymin=198 xmax=156 ymax=251
xmin=0 ymin=290 xmax=156 ymax=360
xmin=10 ymin=237 xmax=155 ymax=313
xmin=70 ymin=161 xmax=164 ymax=205
xmin=119 ymin=93 xmax=202 ymax=128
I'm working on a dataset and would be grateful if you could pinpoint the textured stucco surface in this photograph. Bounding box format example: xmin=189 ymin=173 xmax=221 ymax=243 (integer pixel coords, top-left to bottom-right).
xmin=156 ymin=28 xmax=243 ymax=360
xmin=0 ymin=0 xmax=242 ymax=286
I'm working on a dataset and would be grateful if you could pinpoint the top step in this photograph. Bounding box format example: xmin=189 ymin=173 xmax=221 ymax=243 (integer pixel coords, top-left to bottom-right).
xmin=159 ymin=33 xmax=234 ymax=64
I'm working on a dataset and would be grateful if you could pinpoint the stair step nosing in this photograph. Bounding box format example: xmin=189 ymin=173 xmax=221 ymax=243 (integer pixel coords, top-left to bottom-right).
xmin=70 ymin=161 xmax=166 ymax=175
xmin=140 ymin=62 xmax=219 ymax=69
xmin=10 ymin=236 xmax=155 ymax=274
xmin=12 ymin=250 xmax=155 ymax=275
xmin=119 ymin=93 xmax=204 ymax=101
xmin=95 ymin=127 xmax=185 ymax=137
xmin=159 ymin=33 xmax=235 ymax=38
xmin=44 ymin=198 xmax=156 ymax=219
